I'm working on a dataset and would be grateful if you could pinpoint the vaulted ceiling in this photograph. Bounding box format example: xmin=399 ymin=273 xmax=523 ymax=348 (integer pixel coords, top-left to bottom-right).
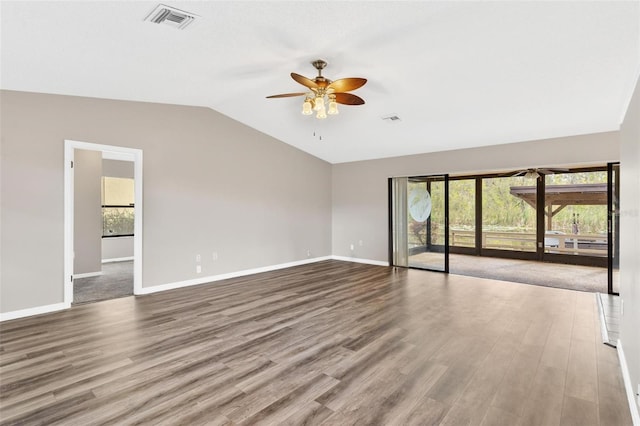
xmin=1 ymin=1 xmax=638 ymax=164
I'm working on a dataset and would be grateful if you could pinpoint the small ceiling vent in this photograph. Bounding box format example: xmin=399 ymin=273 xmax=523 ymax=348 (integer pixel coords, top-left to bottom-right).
xmin=145 ymin=4 xmax=197 ymax=30
xmin=381 ymin=114 xmax=401 ymax=122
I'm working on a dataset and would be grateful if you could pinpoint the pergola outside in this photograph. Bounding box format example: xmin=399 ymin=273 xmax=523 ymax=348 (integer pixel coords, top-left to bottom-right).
xmin=509 ymin=183 xmax=608 ymax=230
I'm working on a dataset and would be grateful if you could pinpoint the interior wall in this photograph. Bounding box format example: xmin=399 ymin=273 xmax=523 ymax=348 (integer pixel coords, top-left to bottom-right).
xmin=332 ymin=131 xmax=619 ymax=262
xmin=102 ymin=236 xmax=134 ymax=261
xmin=619 ymin=74 xmax=640 ymax=415
xmin=73 ymin=149 xmax=102 ymax=275
xmin=103 ymin=159 xmax=134 ymax=179
xmin=0 ymin=90 xmax=332 ymax=314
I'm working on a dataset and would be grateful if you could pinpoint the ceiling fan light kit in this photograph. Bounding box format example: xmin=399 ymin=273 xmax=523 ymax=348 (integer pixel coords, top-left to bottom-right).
xmin=524 ymin=170 xmax=540 ymax=180
xmin=267 ymin=59 xmax=367 ymax=120
xmin=512 ymin=168 xmax=570 ymax=180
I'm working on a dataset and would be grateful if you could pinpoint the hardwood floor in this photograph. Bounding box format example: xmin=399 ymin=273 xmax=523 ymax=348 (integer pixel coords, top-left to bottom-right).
xmin=0 ymin=260 xmax=632 ymax=425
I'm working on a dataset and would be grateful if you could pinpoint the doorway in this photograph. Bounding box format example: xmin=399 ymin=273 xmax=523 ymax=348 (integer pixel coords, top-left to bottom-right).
xmin=64 ymin=140 xmax=143 ymax=306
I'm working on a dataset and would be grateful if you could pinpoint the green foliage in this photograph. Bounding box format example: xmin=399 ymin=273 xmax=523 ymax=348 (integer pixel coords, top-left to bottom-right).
xmin=406 ymin=171 xmax=608 ymax=249
xmin=103 ymin=207 xmax=134 ymax=236
xmin=482 ymin=176 xmax=536 ymax=232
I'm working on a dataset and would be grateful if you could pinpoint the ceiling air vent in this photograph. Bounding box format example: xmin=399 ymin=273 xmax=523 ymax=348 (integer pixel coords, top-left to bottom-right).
xmin=145 ymin=4 xmax=197 ymax=30
xmin=381 ymin=114 xmax=401 ymax=122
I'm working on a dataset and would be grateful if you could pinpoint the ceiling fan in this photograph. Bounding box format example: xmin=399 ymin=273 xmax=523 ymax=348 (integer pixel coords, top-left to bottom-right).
xmin=266 ymin=59 xmax=367 ymax=119
xmin=512 ymin=168 xmax=569 ymax=179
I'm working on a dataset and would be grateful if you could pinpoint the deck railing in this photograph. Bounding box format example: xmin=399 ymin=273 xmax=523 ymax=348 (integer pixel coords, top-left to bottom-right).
xmin=426 ymin=229 xmax=608 ymax=256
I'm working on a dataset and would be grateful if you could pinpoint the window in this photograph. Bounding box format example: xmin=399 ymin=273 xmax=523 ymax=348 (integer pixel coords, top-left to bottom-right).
xmin=449 ymin=179 xmax=476 ymax=248
xmin=543 ymin=171 xmax=607 ymax=257
xmin=102 ymin=177 xmax=134 ymax=237
xmin=482 ymin=175 xmax=537 ymax=252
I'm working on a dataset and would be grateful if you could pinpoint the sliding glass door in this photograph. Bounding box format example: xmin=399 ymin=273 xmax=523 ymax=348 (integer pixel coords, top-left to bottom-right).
xmin=390 ymin=175 xmax=449 ymax=272
xmin=608 ymin=162 xmax=620 ymax=295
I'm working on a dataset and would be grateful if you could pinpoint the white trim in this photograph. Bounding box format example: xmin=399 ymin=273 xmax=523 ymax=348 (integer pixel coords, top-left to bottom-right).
xmin=0 ymin=302 xmax=69 ymax=322
xmin=137 ymin=256 xmax=332 ymax=295
xmin=102 ymin=256 xmax=134 ymax=264
xmin=64 ymin=143 xmax=74 ymax=310
xmin=3 ymin=255 xmax=385 ymax=320
xmin=331 ymin=255 xmax=389 ymax=267
xmin=596 ymin=293 xmax=611 ymax=345
xmin=73 ymin=271 xmax=104 ymax=279
xmin=64 ymin=140 xmax=143 ymax=307
xmin=617 ymin=340 xmax=640 ymax=425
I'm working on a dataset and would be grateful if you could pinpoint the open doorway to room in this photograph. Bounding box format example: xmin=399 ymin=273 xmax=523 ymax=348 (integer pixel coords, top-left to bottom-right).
xmin=64 ymin=140 xmax=143 ymax=306
xmin=73 ymin=156 xmax=136 ymax=303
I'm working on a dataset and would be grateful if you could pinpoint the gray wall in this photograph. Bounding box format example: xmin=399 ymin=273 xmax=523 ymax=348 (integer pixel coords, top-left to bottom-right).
xmin=332 ymin=132 xmax=619 ymax=262
xmin=102 ymin=236 xmax=133 ymax=261
xmin=619 ymin=75 xmax=640 ymax=414
xmin=103 ymin=159 xmax=134 ymax=179
xmin=0 ymin=90 xmax=332 ymax=313
xmin=73 ymin=149 xmax=102 ymax=275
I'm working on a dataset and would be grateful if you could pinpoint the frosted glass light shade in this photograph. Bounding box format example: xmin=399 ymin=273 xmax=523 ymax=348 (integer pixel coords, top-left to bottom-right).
xmin=314 ymin=96 xmax=324 ymax=111
xmin=302 ymin=100 xmax=313 ymax=115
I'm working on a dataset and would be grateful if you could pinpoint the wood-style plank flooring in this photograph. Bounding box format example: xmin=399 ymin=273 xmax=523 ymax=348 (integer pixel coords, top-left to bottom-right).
xmin=0 ymin=260 xmax=632 ymax=425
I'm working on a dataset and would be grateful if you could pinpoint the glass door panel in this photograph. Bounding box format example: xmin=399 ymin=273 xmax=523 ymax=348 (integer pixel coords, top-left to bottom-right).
xmin=449 ymin=179 xmax=476 ymax=249
xmin=544 ymin=171 xmax=608 ymax=258
xmin=482 ymin=175 xmax=537 ymax=252
xmin=608 ymin=163 xmax=620 ymax=294
xmin=407 ymin=175 xmax=448 ymax=272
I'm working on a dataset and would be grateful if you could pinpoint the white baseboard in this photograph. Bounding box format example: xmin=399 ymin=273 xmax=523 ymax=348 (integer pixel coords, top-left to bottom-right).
xmin=102 ymin=257 xmax=134 ymax=264
xmin=1 ymin=255 xmax=387 ymax=321
xmin=596 ymin=293 xmax=611 ymax=345
xmin=137 ymin=256 xmax=333 ymax=295
xmin=331 ymin=255 xmax=389 ymax=267
xmin=0 ymin=302 xmax=69 ymax=322
xmin=617 ymin=340 xmax=640 ymax=425
xmin=73 ymin=271 xmax=104 ymax=279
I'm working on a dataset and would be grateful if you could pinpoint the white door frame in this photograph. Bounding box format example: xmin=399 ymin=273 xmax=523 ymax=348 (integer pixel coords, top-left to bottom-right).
xmin=64 ymin=140 xmax=143 ymax=306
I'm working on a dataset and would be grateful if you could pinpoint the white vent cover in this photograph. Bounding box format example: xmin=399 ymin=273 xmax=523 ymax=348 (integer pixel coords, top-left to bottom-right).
xmin=145 ymin=4 xmax=197 ymax=30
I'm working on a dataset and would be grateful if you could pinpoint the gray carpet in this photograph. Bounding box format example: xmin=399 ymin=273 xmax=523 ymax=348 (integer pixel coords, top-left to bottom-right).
xmin=410 ymin=253 xmax=608 ymax=293
xmin=74 ymin=261 xmax=133 ymax=304
xmin=449 ymin=255 xmax=607 ymax=293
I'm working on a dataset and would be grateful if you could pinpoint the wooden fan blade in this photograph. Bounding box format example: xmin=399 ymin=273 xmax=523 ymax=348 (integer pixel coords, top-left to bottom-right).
xmin=328 ymin=78 xmax=367 ymax=93
xmin=291 ymin=73 xmax=318 ymax=89
xmin=334 ymin=93 xmax=365 ymax=105
xmin=266 ymin=92 xmax=307 ymax=99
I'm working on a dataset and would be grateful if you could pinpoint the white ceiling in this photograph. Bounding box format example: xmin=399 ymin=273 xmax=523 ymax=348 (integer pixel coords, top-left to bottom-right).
xmin=1 ymin=1 xmax=639 ymax=164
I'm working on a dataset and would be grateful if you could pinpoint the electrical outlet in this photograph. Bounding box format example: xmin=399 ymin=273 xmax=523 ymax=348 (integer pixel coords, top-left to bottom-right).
xmin=196 ymin=254 xmax=201 ymax=263
xmin=307 ymin=249 xmax=311 ymax=257
xmin=350 ymin=244 xmax=354 ymax=251
xmin=212 ymin=252 xmax=218 ymax=261
xmin=196 ymin=265 xmax=202 ymax=274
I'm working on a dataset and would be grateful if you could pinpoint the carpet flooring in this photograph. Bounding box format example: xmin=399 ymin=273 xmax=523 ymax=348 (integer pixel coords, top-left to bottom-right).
xmin=410 ymin=253 xmax=608 ymax=293
xmin=73 ymin=261 xmax=133 ymax=304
